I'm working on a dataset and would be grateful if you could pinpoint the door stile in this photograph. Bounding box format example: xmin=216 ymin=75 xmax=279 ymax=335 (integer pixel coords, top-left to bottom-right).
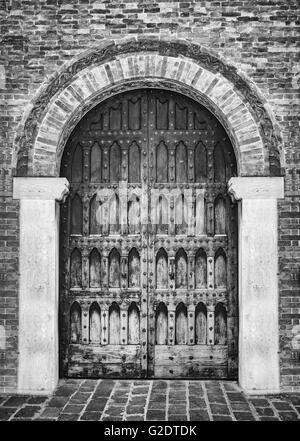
xmin=147 ymin=90 xmax=156 ymax=377
xmin=59 ymin=192 xmax=71 ymax=377
xmin=140 ymin=92 xmax=150 ymax=377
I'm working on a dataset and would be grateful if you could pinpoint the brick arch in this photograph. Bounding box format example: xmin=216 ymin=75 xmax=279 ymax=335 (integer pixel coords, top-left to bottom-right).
xmin=13 ymin=37 xmax=283 ymax=177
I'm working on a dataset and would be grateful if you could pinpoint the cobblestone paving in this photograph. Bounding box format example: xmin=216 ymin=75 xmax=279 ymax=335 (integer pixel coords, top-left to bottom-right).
xmin=0 ymin=380 xmax=299 ymax=421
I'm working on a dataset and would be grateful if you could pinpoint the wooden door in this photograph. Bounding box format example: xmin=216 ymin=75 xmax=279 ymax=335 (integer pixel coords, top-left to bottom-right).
xmin=147 ymin=90 xmax=238 ymax=378
xmin=60 ymin=89 xmax=238 ymax=379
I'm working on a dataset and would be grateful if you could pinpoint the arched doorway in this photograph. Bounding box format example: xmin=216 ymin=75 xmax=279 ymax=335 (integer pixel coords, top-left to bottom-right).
xmin=59 ymin=89 xmax=238 ymax=379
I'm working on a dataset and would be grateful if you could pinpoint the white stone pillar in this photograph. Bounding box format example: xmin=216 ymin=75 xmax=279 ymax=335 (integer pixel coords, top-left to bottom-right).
xmin=13 ymin=177 xmax=69 ymax=395
xmin=228 ymin=177 xmax=284 ymax=394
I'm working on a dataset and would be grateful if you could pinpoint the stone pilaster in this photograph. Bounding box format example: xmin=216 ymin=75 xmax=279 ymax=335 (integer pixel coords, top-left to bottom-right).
xmin=13 ymin=178 xmax=69 ymax=395
xmin=228 ymin=177 xmax=284 ymax=394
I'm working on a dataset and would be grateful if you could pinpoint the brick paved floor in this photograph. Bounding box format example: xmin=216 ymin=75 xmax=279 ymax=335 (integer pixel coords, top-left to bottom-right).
xmin=0 ymin=380 xmax=299 ymax=421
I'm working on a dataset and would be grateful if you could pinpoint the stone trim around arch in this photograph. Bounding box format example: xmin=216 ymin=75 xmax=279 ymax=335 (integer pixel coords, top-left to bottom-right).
xmin=13 ymin=38 xmax=283 ymax=177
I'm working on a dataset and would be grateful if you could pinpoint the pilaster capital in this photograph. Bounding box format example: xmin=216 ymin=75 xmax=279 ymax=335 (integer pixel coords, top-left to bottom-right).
xmin=13 ymin=177 xmax=70 ymax=202
xmin=228 ymin=177 xmax=284 ymax=201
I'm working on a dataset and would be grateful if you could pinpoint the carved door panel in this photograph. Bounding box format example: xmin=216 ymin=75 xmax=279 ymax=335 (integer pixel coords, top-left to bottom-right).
xmin=60 ymin=90 xmax=149 ymax=378
xmin=147 ymin=90 xmax=238 ymax=378
xmin=60 ymin=89 xmax=238 ymax=379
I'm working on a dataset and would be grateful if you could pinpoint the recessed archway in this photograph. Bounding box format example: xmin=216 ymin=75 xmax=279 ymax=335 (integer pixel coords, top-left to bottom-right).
xmin=12 ymin=37 xmax=284 ymax=395
xmin=13 ymin=37 xmax=283 ymax=178
xmin=59 ymin=87 xmax=239 ymax=380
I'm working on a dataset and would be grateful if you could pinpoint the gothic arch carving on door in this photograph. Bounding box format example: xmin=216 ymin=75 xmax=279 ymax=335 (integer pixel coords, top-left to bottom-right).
xmin=59 ymin=88 xmax=238 ymax=379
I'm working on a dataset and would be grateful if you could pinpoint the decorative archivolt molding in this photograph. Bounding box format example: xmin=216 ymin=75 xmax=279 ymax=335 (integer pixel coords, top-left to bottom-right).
xmin=14 ymin=37 xmax=282 ymax=177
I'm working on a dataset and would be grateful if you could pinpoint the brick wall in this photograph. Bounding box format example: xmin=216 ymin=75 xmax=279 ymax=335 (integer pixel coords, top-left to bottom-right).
xmin=0 ymin=0 xmax=299 ymax=392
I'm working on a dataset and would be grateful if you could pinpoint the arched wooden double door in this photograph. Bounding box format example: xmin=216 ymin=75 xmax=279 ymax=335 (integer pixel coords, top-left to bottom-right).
xmin=60 ymin=89 xmax=238 ymax=379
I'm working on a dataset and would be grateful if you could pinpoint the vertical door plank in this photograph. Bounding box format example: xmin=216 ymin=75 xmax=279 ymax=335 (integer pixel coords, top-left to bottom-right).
xmin=128 ymin=97 xmax=141 ymax=130
xmin=195 ymin=249 xmax=207 ymax=288
xmin=215 ymin=250 xmax=227 ymax=287
xmin=155 ymin=303 xmax=168 ymax=345
xmin=168 ymin=309 xmax=175 ymax=346
xmin=188 ymin=255 xmax=195 ymax=290
xmin=83 ymin=146 xmax=90 ymax=184
xmin=156 ymin=141 xmax=168 ymax=183
xmin=71 ymin=194 xmax=83 ymax=234
xmin=195 ymin=190 xmax=205 ymax=234
xmin=175 ymin=103 xmax=188 ymax=130
xmin=175 ymin=193 xmax=188 ymax=234
xmin=102 ymin=145 xmax=109 ymax=183
xmin=156 ymin=195 xmax=169 ymax=234
xmin=109 ymin=103 xmax=122 ymax=130
xmin=89 ymin=195 xmax=103 ymax=234
xmin=103 ymin=108 xmax=109 ymax=130
xmin=109 ymin=248 xmax=121 ymax=288
xmin=169 ymin=194 xmax=175 ymax=235
xmin=70 ymin=248 xmax=82 ymax=288
xmin=128 ymin=142 xmax=141 ymax=182
xmin=82 ymin=251 xmax=89 ymax=289
xmin=128 ymin=195 xmax=140 ymax=234
xmin=207 ymin=307 xmax=214 ymax=345
xmin=119 ymin=183 xmax=127 ymax=235
xmin=206 ymin=201 xmax=214 ymax=236
xmin=120 ymin=308 xmax=128 ymax=345
xmin=187 ymin=189 xmax=194 ymax=236
xmin=71 ymin=144 xmax=83 ymax=182
xmin=207 ymin=255 xmax=214 ymax=290
xmin=195 ymin=141 xmax=207 ymax=182
xmin=102 ymin=255 xmax=108 ymax=289
xmin=175 ymin=142 xmax=187 ymax=183
xmin=90 ymin=142 xmax=102 ymax=182
xmin=101 ymin=308 xmax=108 ymax=345
xmin=156 ymin=248 xmax=168 ymax=288
xmin=109 ymin=303 xmax=120 ymax=344
xmin=156 ymin=97 xmax=168 ymax=130
xmin=194 ymin=111 xmax=207 ymax=130
xmin=128 ymin=303 xmax=140 ymax=344
xmin=121 ymin=256 xmax=127 ymax=291
xmin=89 ymin=109 xmax=103 ymax=131
xmin=175 ymin=248 xmax=188 ymax=289
xmin=215 ymin=303 xmax=227 ymax=345
xmin=214 ymin=195 xmax=226 ymax=234
xmin=169 ymin=148 xmax=176 ymax=183
xmin=89 ymin=302 xmax=101 ymax=344
xmin=110 ymin=142 xmax=121 ymax=181
xmin=109 ymin=193 xmax=120 ymax=234
xmin=102 ymin=195 xmax=109 ymax=235
xmin=214 ymin=143 xmax=226 ymax=182
xmin=83 ymin=196 xmax=90 ymax=237
xmin=70 ymin=302 xmax=81 ymax=343
xmin=156 ymin=194 xmax=168 ymax=234
xmin=195 ymin=303 xmax=207 ymax=344
xmin=81 ymin=306 xmax=89 ymax=345
xmin=168 ymin=256 xmax=175 ymax=291
xmin=128 ymin=248 xmax=140 ymax=288
xmin=188 ymin=307 xmax=195 ymax=345
xmin=175 ymin=303 xmax=188 ymax=345
xmin=89 ymin=248 xmax=101 ymax=288
xmin=188 ymin=147 xmax=195 ymax=184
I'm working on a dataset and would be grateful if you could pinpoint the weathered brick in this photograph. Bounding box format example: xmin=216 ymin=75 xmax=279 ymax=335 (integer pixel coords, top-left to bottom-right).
xmin=0 ymin=0 xmax=299 ymax=394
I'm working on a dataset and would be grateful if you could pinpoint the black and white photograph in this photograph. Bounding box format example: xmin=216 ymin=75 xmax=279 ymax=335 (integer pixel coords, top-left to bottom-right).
xmin=0 ymin=0 xmax=299 ymax=427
